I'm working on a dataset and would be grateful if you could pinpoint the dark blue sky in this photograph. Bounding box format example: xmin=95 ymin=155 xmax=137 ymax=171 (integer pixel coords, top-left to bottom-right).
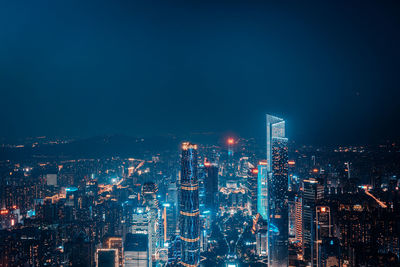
xmin=0 ymin=0 xmax=399 ymax=144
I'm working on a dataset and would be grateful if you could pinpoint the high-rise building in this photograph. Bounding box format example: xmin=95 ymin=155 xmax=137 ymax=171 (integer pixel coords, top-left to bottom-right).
xmin=179 ymin=142 xmax=200 ymax=267
xmin=316 ymin=206 xmax=332 ymax=267
xmin=320 ymin=238 xmax=341 ymax=267
xmin=266 ymin=114 xmax=289 ymax=267
xmin=124 ymin=233 xmax=149 ymax=267
xmin=166 ymin=182 xmax=179 ymax=240
xmin=288 ymin=196 xmax=296 ymax=241
xmin=257 ymin=161 xmax=268 ymax=219
xmin=96 ymin=249 xmax=118 ymax=267
xmin=316 ymin=206 xmax=331 ymax=241
xmin=302 ymin=178 xmax=324 ymax=266
xmin=204 ymin=162 xmax=218 ymax=218
xmin=294 ymin=196 xmax=303 ymax=245
xmin=256 ymin=219 xmax=269 ymax=257
xmin=130 ymin=206 xmax=154 ymax=266
xmin=247 ymin=168 xmax=259 ymax=216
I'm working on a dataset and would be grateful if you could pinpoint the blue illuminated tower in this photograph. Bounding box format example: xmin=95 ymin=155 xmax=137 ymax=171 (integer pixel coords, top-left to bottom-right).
xmin=179 ymin=142 xmax=200 ymax=267
xmin=266 ymin=114 xmax=289 ymax=267
xmin=257 ymin=161 xmax=268 ymax=219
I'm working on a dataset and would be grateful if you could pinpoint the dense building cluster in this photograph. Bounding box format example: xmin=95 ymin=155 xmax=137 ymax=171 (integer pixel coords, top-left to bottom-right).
xmin=0 ymin=115 xmax=399 ymax=267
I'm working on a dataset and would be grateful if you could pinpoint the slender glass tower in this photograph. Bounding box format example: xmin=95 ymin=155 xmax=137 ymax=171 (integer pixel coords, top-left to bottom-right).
xmin=179 ymin=142 xmax=200 ymax=267
xmin=266 ymin=114 xmax=289 ymax=267
xmin=257 ymin=161 xmax=268 ymax=219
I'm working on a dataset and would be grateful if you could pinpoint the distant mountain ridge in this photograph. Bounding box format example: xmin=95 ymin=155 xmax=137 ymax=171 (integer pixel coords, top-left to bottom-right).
xmin=0 ymin=135 xmax=180 ymax=161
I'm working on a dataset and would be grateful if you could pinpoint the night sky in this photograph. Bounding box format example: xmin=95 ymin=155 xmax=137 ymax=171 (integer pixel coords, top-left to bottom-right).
xmin=1 ymin=0 xmax=399 ymax=145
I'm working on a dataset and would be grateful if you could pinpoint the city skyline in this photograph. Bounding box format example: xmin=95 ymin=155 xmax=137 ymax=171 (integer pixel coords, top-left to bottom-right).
xmin=0 ymin=113 xmax=399 ymax=266
xmin=0 ymin=1 xmax=400 ymax=267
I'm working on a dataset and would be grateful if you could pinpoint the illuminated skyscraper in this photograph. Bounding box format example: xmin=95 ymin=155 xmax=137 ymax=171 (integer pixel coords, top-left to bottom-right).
xmin=316 ymin=206 xmax=332 ymax=267
xmin=246 ymin=168 xmax=259 ymax=216
xmin=256 ymin=219 xmax=269 ymax=257
xmin=302 ymin=179 xmax=324 ymax=266
xmin=257 ymin=161 xmax=268 ymax=219
xmin=163 ymin=202 xmax=177 ymax=245
xmin=179 ymin=142 xmax=200 ymax=267
xmin=266 ymin=114 xmax=289 ymax=267
xmin=288 ymin=196 xmax=296 ymax=240
xmin=294 ymin=196 xmax=303 ymax=244
xmin=130 ymin=207 xmax=153 ymax=266
xmin=167 ymin=182 xmax=179 ymax=239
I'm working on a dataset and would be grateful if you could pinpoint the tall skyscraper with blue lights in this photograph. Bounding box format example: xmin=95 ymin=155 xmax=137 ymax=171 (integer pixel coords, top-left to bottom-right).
xmin=179 ymin=142 xmax=200 ymax=267
xmin=266 ymin=114 xmax=289 ymax=267
xmin=257 ymin=161 xmax=268 ymax=219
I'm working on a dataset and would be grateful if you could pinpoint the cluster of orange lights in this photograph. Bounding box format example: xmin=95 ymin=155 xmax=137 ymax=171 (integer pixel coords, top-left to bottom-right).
xmin=0 ymin=209 xmax=9 ymax=215
xmin=182 ymin=142 xmax=197 ymax=150
xmin=180 ymin=236 xmax=200 ymax=243
xmin=180 ymin=211 xmax=200 ymax=217
xmin=252 ymin=168 xmax=259 ymax=174
xmin=227 ymin=138 xmax=235 ymax=145
xmin=181 ymin=185 xmax=199 ymax=191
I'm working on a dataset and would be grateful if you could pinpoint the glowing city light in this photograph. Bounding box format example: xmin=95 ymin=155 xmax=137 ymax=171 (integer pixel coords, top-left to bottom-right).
xmin=0 ymin=209 xmax=9 ymax=215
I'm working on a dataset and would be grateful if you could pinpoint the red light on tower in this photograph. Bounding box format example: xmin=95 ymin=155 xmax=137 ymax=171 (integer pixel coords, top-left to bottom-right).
xmin=227 ymin=138 xmax=234 ymax=145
